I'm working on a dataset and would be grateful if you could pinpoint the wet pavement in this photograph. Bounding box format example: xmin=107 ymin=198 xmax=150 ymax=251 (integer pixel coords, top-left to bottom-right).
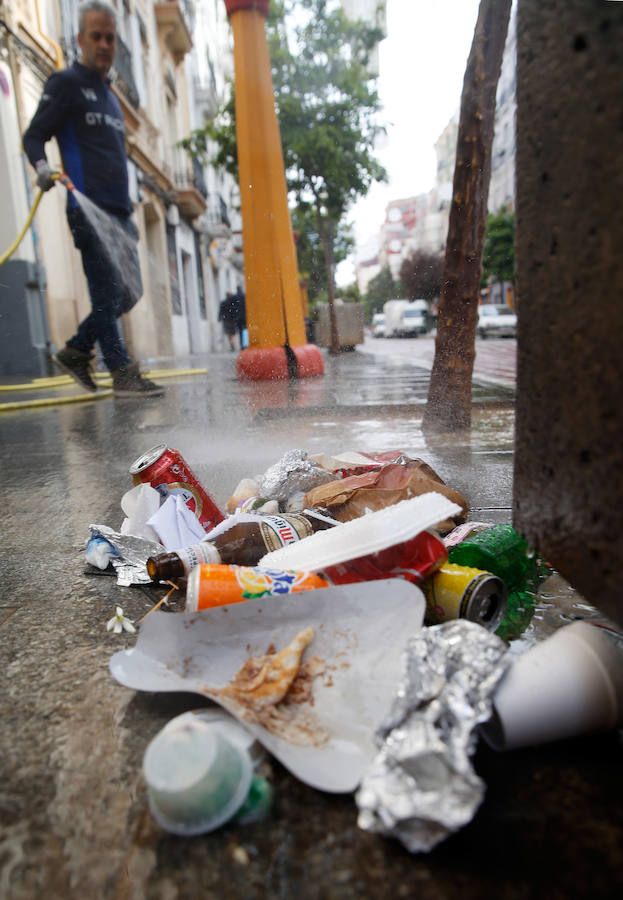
xmin=1 ymin=346 xmax=621 ymax=899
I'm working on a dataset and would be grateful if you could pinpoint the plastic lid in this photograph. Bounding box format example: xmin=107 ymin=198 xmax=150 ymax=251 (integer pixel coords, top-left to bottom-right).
xmin=259 ymin=492 xmax=462 ymax=573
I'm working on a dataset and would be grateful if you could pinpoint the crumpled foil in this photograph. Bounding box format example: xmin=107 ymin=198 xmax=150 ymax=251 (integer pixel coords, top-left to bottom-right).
xmin=89 ymin=524 xmax=162 ymax=586
xmin=356 ymin=620 xmax=510 ymax=853
xmin=258 ymin=449 xmax=336 ymax=505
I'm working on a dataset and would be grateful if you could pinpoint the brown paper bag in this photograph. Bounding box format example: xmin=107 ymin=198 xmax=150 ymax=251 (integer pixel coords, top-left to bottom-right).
xmin=304 ymin=460 xmax=467 ymax=534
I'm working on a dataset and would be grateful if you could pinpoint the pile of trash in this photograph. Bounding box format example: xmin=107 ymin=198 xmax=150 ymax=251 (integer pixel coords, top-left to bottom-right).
xmin=89 ymin=444 xmax=623 ymax=851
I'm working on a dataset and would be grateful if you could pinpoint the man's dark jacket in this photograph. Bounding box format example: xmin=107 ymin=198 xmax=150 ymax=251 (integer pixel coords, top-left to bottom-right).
xmin=23 ymin=61 xmax=130 ymax=215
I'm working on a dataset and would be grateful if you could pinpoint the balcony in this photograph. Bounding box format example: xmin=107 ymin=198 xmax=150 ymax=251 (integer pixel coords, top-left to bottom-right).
xmin=193 ymin=75 xmax=219 ymax=120
xmin=113 ymin=35 xmax=140 ymax=110
xmin=205 ymin=193 xmax=232 ymax=238
xmin=170 ymin=146 xmax=207 ymax=219
xmin=154 ymin=2 xmax=193 ymax=63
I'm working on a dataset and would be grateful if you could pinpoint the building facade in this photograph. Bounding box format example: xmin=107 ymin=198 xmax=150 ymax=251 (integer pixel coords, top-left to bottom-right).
xmin=488 ymin=2 xmax=516 ymax=213
xmin=0 ymin=0 xmax=241 ymax=376
xmin=354 ymin=5 xmax=517 ymax=299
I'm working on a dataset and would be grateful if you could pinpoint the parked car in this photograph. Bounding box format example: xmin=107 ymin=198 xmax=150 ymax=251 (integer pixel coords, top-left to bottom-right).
xmin=372 ymin=313 xmax=385 ymax=338
xmin=477 ymin=304 xmax=517 ymax=338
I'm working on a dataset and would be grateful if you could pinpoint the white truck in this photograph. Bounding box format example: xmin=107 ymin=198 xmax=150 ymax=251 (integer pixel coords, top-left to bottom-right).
xmin=383 ymin=299 xmax=428 ymax=338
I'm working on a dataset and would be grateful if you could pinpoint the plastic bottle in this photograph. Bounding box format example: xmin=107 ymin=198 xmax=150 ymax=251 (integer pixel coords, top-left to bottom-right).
xmin=146 ymin=510 xmax=336 ymax=581
xmin=448 ymin=523 xmax=537 ymax=591
xmin=448 ymin=524 xmax=539 ymax=642
xmin=185 ymin=564 xmax=329 ymax=611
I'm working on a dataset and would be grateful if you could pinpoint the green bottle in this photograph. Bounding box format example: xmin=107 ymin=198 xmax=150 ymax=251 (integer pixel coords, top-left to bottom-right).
xmin=448 ymin=524 xmax=537 ymax=591
xmin=448 ymin=524 xmax=539 ymax=641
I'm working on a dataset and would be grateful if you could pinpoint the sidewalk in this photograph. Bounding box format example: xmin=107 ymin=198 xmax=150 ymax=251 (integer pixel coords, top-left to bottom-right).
xmin=1 ymin=347 xmax=621 ymax=899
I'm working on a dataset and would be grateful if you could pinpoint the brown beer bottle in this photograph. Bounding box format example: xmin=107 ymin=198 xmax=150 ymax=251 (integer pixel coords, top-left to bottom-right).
xmin=146 ymin=510 xmax=336 ymax=581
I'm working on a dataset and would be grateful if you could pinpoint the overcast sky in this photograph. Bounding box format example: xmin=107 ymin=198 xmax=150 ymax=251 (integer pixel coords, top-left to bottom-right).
xmin=337 ymin=0 xmax=481 ymax=283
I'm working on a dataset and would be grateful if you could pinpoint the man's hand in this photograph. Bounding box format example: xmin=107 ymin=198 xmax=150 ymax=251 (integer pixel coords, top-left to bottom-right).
xmin=35 ymin=160 xmax=56 ymax=192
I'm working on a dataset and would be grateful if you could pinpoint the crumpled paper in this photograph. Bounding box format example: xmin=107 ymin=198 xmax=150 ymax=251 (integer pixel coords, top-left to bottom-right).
xmin=120 ymin=483 xmax=161 ymax=544
xmin=88 ymin=525 xmax=162 ymax=586
xmin=147 ymin=494 xmax=207 ymax=550
xmin=356 ymin=620 xmax=510 ymax=853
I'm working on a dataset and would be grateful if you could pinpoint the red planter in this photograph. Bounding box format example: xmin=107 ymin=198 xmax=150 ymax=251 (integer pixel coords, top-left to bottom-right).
xmin=224 ymin=0 xmax=270 ymax=17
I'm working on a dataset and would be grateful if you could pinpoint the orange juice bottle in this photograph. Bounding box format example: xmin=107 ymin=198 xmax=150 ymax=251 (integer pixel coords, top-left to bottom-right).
xmin=185 ymin=564 xmax=328 ymax=611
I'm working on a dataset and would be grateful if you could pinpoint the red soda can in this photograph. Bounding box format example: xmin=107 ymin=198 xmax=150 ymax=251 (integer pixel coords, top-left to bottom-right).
xmin=129 ymin=444 xmax=225 ymax=532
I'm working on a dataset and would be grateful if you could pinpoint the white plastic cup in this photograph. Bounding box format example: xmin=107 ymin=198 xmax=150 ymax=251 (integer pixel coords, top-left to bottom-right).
xmin=481 ymin=620 xmax=623 ymax=751
xmin=143 ymin=715 xmax=253 ymax=835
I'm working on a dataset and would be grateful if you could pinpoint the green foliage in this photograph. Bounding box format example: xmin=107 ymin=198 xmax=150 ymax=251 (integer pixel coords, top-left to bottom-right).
xmin=364 ymin=265 xmax=398 ymax=318
xmin=399 ymin=250 xmax=444 ymax=301
xmin=482 ymin=206 xmax=515 ymax=286
xmin=268 ymin=0 xmax=386 ymax=220
xmin=339 ymin=282 xmax=362 ymax=304
xmin=178 ymin=97 xmax=237 ymax=176
xmin=182 ymin=0 xmax=386 ymax=312
xmin=291 ymin=205 xmax=354 ymax=304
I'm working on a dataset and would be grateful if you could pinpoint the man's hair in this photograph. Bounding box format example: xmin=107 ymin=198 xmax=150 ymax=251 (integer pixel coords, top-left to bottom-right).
xmin=78 ymin=1 xmax=117 ymax=34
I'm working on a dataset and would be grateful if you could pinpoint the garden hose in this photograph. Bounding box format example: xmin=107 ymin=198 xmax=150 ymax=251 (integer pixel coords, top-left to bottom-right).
xmin=0 ymin=172 xmax=74 ymax=267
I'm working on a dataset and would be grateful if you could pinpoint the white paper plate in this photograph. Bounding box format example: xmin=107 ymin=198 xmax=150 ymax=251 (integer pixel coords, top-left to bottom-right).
xmin=110 ymin=579 xmax=425 ymax=793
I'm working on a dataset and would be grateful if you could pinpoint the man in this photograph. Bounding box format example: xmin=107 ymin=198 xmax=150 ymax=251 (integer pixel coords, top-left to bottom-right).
xmin=233 ymin=286 xmax=247 ymax=348
xmin=218 ymin=291 xmax=238 ymax=351
xmin=22 ymin=0 xmax=163 ymax=397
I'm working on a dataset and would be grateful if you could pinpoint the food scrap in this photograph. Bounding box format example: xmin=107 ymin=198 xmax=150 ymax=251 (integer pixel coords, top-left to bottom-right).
xmin=203 ymin=626 xmax=329 ymax=746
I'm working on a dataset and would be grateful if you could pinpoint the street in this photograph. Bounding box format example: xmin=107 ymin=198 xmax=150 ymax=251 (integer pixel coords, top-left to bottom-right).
xmin=1 ymin=347 xmax=622 ymax=899
xmin=360 ymin=332 xmax=517 ymax=389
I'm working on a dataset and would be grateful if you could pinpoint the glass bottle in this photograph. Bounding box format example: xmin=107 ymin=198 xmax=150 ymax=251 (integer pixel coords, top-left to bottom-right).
xmin=146 ymin=510 xmax=336 ymax=581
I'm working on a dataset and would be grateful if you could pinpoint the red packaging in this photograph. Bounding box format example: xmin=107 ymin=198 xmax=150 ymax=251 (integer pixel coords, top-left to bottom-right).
xmin=323 ymin=529 xmax=448 ymax=586
xmin=129 ymin=444 xmax=225 ymax=532
xmin=315 ymin=450 xmax=408 ymax=479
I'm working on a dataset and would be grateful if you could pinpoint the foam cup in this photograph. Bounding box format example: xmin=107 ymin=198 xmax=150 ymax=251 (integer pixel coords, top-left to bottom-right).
xmin=481 ymin=620 xmax=623 ymax=751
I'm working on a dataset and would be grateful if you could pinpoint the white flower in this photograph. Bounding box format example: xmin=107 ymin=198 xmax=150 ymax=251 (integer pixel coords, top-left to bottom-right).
xmin=107 ymin=606 xmax=136 ymax=635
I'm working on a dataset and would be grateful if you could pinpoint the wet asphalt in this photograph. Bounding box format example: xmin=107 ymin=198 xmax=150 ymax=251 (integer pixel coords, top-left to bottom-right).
xmin=1 ymin=345 xmax=621 ymax=899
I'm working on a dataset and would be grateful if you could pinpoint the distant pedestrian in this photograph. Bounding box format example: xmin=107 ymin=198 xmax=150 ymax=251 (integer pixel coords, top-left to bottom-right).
xmin=233 ymin=287 xmax=247 ymax=348
xmin=22 ymin=0 xmax=163 ymax=398
xmin=218 ymin=292 xmax=238 ymax=351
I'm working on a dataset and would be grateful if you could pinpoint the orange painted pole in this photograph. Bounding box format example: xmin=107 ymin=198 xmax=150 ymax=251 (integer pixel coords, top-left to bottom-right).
xmin=224 ymin=0 xmax=323 ymax=379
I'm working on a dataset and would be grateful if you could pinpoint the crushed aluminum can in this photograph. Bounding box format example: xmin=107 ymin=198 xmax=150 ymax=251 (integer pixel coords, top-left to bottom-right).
xmin=355 ymin=620 xmax=510 ymax=853
xmin=88 ymin=525 xmax=162 ymax=586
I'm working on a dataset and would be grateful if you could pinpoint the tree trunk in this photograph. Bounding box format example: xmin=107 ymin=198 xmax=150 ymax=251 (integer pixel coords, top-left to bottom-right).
xmin=316 ymin=210 xmax=340 ymax=355
xmin=422 ymin=0 xmax=511 ymax=432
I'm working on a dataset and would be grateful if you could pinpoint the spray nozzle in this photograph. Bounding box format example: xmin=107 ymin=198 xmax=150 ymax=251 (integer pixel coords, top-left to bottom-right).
xmin=53 ymin=172 xmax=75 ymax=191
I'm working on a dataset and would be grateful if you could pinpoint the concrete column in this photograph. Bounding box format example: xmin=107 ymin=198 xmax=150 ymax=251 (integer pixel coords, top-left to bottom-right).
xmin=513 ymin=0 xmax=623 ymax=626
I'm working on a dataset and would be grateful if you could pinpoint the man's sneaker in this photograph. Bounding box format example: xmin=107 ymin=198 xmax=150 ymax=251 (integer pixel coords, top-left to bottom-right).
xmin=54 ymin=346 xmax=97 ymax=392
xmin=112 ymin=362 xmax=164 ymax=398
